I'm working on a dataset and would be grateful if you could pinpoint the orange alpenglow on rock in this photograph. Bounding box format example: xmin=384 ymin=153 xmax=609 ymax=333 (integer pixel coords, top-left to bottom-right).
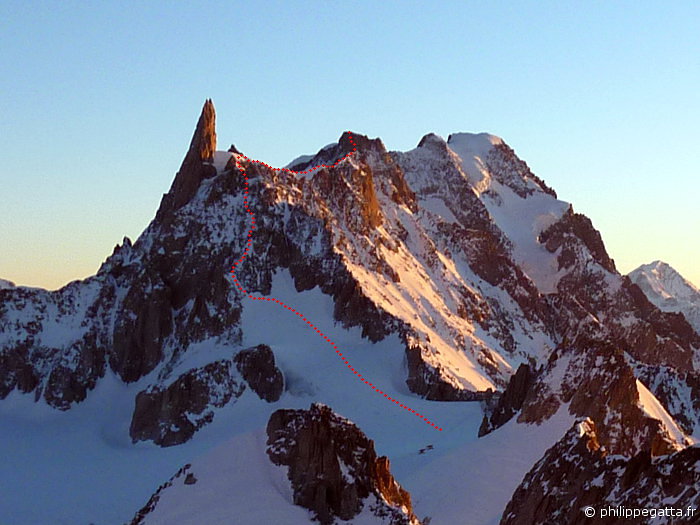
xmin=158 ymin=98 xmax=218 ymax=215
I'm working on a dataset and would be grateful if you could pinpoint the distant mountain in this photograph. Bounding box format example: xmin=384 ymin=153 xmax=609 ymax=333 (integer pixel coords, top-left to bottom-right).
xmin=629 ymin=260 xmax=700 ymax=335
xmin=0 ymin=279 xmax=15 ymax=289
xmin=1 ymin=100 xmax=698 ymax=524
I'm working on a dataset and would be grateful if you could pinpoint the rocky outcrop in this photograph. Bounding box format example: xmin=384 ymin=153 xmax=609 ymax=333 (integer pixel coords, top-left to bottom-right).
xmin=633 ymin=362 xmax=700 ymax=436
xmin=0 ymin=341 xmax=39 ymax=399
xmin=130 ymin=463 xmax=193 ymax=525
xmin=405 ymin=345 xmax=488 ymax=401
xmin=110 ymin=272 xmax=172 ymax=383
xmin=234 ymin=344 xmax=284 ymax=402
xmin=266 ymin=403 xmax=420 ymax=525
xmin=538 ymin=210 xmax=698 ymax=374
xmin=288 ymin=131 xmax=387 ymax=173
xmin=539 ymin=205 xmax=616 ymax=274
xmin=479 ymin=363 xmax=534 ymax=436
xmin=501 ymin=419 xmax=700 ymax=525
xmin=501 ymin=419 xmax=608 ymax=525
xmin=622 ymin=277 xmax=700 ymax=369
xmin=130 ymin=359 xmax=245 ymax=447
xmin=486 ymin=141 xmax=557 ymax=198
xmin=518 ymin=339 xmax=688 ymax=457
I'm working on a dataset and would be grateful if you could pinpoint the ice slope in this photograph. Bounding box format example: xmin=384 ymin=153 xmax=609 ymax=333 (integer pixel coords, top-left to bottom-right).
xmin=445 ymin=132 xmax=503 ymax=194
xmin=480 ymin=181 xmax=569 ymax=294
xmin=629 ymin=260 xmax=700 ymax=334
xmin=134 ymin=428 xmax=421 ymax=525
xmin=333 ymin=218 xmax=510 ymax=392
xmin=129 ymin=408 xmax=577 ymax=525
xmin=386 ymin=406 xmax=575 ymax=525
xmin=135 ymin=430 xmax=312 ymax=525
xmin=636 ymin=379 xmax=694 ymax=447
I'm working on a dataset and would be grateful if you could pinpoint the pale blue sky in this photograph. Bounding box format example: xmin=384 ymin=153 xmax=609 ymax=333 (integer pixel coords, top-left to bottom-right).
xmin=1 ymin=1 xmax=698 ymax=289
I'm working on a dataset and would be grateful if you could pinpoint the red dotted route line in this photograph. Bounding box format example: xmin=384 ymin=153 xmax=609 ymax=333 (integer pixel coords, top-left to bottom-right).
xmin=229 ymin=133 xmax=442 ymax=431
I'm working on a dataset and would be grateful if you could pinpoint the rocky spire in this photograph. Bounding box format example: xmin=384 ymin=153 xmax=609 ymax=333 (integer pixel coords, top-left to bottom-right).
xmin=156 ymin=99 xmax=218 ymax=218
xmin=188 ymin=98 xmax=217 ymax=163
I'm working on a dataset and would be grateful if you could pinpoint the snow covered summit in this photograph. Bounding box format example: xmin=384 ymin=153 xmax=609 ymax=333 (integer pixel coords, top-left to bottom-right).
xmin=629 ymin=260 xmax=700 ymax=334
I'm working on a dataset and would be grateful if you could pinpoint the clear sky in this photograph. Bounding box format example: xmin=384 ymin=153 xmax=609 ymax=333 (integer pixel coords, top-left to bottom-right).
xmin=1 ymin=1 xmax=698 ymax=290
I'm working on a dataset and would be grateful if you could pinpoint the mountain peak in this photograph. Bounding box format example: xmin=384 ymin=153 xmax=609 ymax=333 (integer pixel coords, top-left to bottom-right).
xmin=416 ymin=132 xmax=448 ymax=152
xmin=285 ymin=132 xmax=386 ymax=173
xmin=629 ymin=260 xmax=700 ymax=334
xmin=156 ymin=99 xmax=219 ymax=216
xmin=447 ymin=132 xmax=503 ymax=158
xmin=630 ymin=260 xmax=699 ymax=295
xmin=638 ymin=260 xmax=670 ymax=273
xmin=190 ymin=98 xmax=217 ymax=163
xmin=339 ymin=131 xmax=385 ymax=155
xmin=0 ymin=278 xmax=16 ymax=290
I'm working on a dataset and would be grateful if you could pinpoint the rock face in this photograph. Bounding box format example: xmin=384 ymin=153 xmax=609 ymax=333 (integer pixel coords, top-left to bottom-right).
xmin=266 ymin=403 xmax=419 ymax=525
xmin=130 ymin=463 xmax=194 ymax=525
xmin=0 ymin=281 xmax=109 ymax=409
xmin=539 ymin=205 xmax=616 ymax=273
xmin=234 ymin=344 xmax=284 ymax=402
xmin=130 ymin=359 xmax=245 ymax=447
xmin=405 ymin=345 xmax=490 ymax=401
xmin=128 ymin=344 xmax=284 ymax=447
xmin=501 ymin=419 xmax=700 ymax=525
xmin=158 ymin=99 xmax=218 ymax=215
xmin=479 ymin=363 xmax=534 ymax=436
xmin=478 ymin=336 xmax=693 ymax=459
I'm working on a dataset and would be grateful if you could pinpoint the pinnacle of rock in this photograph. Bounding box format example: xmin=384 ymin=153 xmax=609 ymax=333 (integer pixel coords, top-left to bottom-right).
xmin=156 ymin=99 xmax=219 ymax=216
xmin=189 ymin=98 xmax=217 ymax=163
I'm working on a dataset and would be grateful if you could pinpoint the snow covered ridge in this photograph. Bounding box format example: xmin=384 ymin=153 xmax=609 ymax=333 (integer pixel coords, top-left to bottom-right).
xmin=484 ymin=338 xmax=693 ymax=457
xmin=629 ymin=260 xmax=700 ymax=335
xmin=0 ymin=278 xmax=15 ymax=289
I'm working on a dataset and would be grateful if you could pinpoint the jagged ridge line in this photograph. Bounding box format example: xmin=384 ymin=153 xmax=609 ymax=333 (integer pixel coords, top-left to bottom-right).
xmin=228 ymin=133 xmax=443 ymax=431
